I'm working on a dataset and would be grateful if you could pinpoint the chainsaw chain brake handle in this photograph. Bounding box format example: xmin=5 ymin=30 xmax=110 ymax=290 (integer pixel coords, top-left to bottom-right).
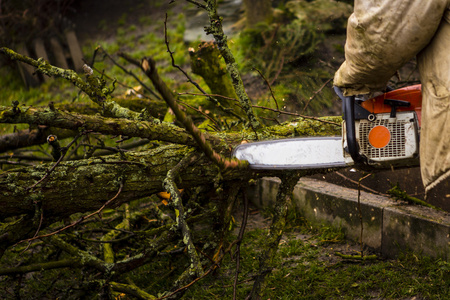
xmin=383 ymin=99 xmax=411 ymax=118
xmin=333 ymin=86 xmax=367 ymax=165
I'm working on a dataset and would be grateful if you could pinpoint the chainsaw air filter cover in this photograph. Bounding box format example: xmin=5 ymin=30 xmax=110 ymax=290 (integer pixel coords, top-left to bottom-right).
xmin=356 ymin=111 xmax=419 ymax=164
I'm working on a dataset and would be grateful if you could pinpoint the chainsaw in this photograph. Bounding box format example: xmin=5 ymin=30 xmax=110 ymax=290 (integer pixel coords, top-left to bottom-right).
xmin=233 ymin=85 xmax=422 ymax=170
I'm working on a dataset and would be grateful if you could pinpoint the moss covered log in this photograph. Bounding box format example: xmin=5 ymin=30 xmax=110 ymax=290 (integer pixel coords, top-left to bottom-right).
xmin=0 ymin=105 xmax=197 ymax=146
xmin=0 ymin=144 xmax=248 ymax=251
xmin=0 ymin=144 xmax=235 ymax=220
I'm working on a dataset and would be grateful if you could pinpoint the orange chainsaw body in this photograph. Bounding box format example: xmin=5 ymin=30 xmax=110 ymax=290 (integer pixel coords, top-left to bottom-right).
xmin=360 ymin=84 xmax=422 ymax=126
xmin=345 ymin=84 xmax=422 ymax=167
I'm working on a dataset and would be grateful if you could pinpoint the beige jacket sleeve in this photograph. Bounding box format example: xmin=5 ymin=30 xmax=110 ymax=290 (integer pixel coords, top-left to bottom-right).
xmin=334 ymin=0 xmax=448 ymax=96
xmin=335 ymin=0 xmax=450 ymax=194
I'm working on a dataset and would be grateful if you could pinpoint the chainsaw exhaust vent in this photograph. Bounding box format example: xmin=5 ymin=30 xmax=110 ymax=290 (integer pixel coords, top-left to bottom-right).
xmin=356 ymin=112 xmax=419 ymax=163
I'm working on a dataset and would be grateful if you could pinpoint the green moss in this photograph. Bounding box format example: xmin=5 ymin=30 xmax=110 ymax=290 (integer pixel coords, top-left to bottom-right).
xmin=184 ymin=221 xmax=450 ymax=299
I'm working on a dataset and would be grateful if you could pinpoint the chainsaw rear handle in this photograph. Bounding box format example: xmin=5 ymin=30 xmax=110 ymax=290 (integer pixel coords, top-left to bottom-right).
xmin=333 ymin=86 xmax=366 ymax=164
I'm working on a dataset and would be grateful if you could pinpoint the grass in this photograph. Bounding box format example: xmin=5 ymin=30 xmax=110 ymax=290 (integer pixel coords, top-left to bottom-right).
xmin=182 ymin=219 xmax=450 ymax=299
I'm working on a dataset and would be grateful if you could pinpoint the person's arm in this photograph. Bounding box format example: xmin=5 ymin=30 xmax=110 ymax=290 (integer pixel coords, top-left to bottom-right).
xmin=334 ymin=0 xmax=448 ymax=96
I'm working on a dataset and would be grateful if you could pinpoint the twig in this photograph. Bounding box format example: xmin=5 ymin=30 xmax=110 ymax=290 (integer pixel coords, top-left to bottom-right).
xmin=301 ymin=78 xmax=332 ymax=114
xmin=109 ymin=281 xmax=156 ymax=300
xmin=185 ymin=0 xmax=207 ymax=10
xmin=156 ymin=267 xmax=214 ymax=300
xmin=0 ymin=259 xmax=80 ymax=276
xmin=357 ymin=173 xmax=372 ymax=258
xmin=164 ymin=14 xmax=244 ymax=121
xmin=252 ymin=105 xmax=341 ymax=126
xmin=177 ymin=99 xmax=222 ymax=131
xmin=180 ymin=92 xmax=340 ymax=126
xmin=97 ymin=46 xmax=161 ymax=100
xmin=178 ymin=92 xmax=238 ymax=103
xmin=165 ymin=14 xmax=204 ymax=94
xmin=163 ymin=153 xmax=204 ymax=287
xmin=253 ymin=67 xmax=279 ymax=111
xmin=387 ymin=185 xmax=439 ymax=209
xmin=88 ymin=63 xmax=153 ymax=99
xmin=21 ymin=203 xmax=45 ymax=254
xmin=269 ymin=56 xmax=284 ymax=86
xmin=259 ymin=116 xmax=281 ymax=125
xmin=335 ymin=171 xmax=385 ymax=195
xmin=233 ymin=189 xmax=249 ymax=300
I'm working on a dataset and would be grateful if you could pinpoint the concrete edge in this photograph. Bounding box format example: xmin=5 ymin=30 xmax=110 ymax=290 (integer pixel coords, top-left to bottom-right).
xmin=247 ymin=177 xmax=450 ymax=260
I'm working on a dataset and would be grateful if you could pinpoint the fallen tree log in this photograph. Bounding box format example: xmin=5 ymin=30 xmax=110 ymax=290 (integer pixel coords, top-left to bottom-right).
xmin=0 ymin=144 xmax=237 ymax=220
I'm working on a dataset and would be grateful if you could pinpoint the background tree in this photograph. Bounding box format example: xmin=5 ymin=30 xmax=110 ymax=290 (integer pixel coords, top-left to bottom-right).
xmin=243 ymin=0 xmax=273 ymax=27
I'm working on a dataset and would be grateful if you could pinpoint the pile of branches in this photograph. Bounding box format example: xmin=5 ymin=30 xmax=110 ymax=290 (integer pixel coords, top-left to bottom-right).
xmin=0 ymin=1 xmax=342 ymax=298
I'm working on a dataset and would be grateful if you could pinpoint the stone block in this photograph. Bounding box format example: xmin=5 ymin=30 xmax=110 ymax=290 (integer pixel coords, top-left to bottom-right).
xmin=382 ymin=205 xmax=450 ymax=259
xmin=248 ymin=177 xmax=450 ymax=260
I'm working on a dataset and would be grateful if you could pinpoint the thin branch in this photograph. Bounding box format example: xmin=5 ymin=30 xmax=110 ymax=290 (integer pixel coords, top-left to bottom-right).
xmin=177 ymin=99 xmax=222 ymax=131
xmin=179 ymin=92 xmax=340 ymax=126
xmin=163 ymin=153 xmax=204 ymax=280
xmin=233 ymin=189 xmax=249 ymax=300
xmin=178 ymin=92 xmax=237 ymax=102
xmin=301 ymin=78 xmax=333 ymax=114
xmin=109 ymin=281 xmax=156 ymax=300
xmin=252 ymin=105 xmax=341 ymax=126
xmin=97 ymin=46 xmax=161 ymax=100
xmin=0 ymin=259 xmax=80 ymax=276
xmin=335 ymin=171 xmax=385 ymax=195
xmin=164 ymin=14 xmax=244 ymax=121
xmin=19 ymin=180 xmax=124 ymax=244
xmin=254 ymin=68 xmax=279 ymax=111
xmin=164 ymin=14 xmax=205 ymax=94
xmin=185 ymin=0 xmax=207 ymax=9
xmin=357 ymin=173 xmax=372 ymax=258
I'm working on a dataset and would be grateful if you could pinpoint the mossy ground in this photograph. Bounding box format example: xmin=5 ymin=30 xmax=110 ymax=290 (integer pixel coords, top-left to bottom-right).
xmin=182 ymin=208 xmax=450 ymax=299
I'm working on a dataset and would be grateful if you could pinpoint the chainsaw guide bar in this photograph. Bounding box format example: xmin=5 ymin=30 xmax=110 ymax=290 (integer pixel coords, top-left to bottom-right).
xmin=233 ymin=137 xmax=353 ymax=170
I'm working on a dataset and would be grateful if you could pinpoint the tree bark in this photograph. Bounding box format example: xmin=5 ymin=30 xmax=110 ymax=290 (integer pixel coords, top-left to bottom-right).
xmin=189 ymin=41 xmax=238 ymax=110
xmin=243 ymin=0 xmax=273 ymax=28
xmin=0 ymin=144 xmax=239 ymax=220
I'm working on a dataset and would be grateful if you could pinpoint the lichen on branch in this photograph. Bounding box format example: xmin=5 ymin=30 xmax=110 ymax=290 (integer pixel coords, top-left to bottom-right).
xmin=0 ymin=47 xmax=155 ymax=122
xmin=202 ymin=0 xmax=261 ymax=130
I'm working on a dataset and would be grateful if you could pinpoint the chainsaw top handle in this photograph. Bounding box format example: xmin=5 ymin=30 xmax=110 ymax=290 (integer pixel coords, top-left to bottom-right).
xmin=333 ymin=86 xmax=366 ymax=165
